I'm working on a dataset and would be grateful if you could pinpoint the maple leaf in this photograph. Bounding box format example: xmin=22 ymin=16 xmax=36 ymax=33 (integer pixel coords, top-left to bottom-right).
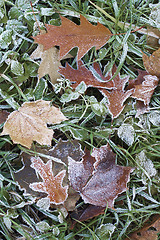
xmin=1 ymin=100 xmax=67 ymax=148
xmin=143 ymin=47 xmax=160 ymax=77
xmin=68 ymin=144 xmax=133 ymax=208
xmin=33 ymin=15 xmax=112 ymax=60
xmin=30 ymin=45 xmax=61 ymax=84
xmin=59 ymin=60 xmax=114 ymax=89
xmin=15 ymin=140 xmax=83 ymax=211
xmin=29 ymin=157 xmax=68 ymax=205
xmin=0 ymin=110 xmax=9 ymax=124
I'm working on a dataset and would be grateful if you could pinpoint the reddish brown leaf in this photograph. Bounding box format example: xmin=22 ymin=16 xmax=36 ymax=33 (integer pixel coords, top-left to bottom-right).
xmin=143 ymin=47 xmax=160 ymax=77
xmin=29 ymin=157 xmax=68 ymax=205
xmin=125 ymin=215 xmax=160 ymax=240
xmin=70 ymin=204 xmax=105 ymax=228
xmin=33 ymin=15 xmax=112 ymax=60
xmin=0 ymin=110 xmax=9 ymax=124
xmin=59 ymin=60 xmax=114 ymax=89
xmin=131 ymin=75 xmax=159 ymax=105
xmin=100 ymin=65 xmax=134 ymax=118
xmin=68 ymin=144 xmax=134 ymax=208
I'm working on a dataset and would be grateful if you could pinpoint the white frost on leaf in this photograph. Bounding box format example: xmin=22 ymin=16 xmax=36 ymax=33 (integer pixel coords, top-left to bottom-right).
xmin=135 ymin=150 xmax=157 ymax=185
xmin=35 ymin=221 xmax=50 ymax=232
xmin=36 ymin=197 xmax=50 ymax=211
xmin=148 ymin=111 xmax=160 ymax=126
xmin=117 ymin=124 xmax=135 ymax=146
xmin=96 ymin=223 xmax=116 ymax=240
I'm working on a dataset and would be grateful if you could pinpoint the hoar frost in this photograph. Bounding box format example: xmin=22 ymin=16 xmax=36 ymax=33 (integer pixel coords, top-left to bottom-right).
xmin=117 ymin=124 xmax=135 ymax=146
xmin=135 ymin=150 xmax=157 ymax=185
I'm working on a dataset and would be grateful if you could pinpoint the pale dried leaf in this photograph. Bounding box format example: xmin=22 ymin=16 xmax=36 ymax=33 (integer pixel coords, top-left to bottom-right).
xmin=31 ymin=45 xmax=61 ymax=84
xmin=1 ymin=100 xmax=67 ymax=148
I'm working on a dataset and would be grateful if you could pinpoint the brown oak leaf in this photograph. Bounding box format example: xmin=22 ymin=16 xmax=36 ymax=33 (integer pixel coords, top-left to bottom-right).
xmin=33 ymin=15 xmax=112 ymax=60
xmin=143 ymin=47 xmax=160 ymax=77
xmin=101 ymin=65 xmax=134 ymax=118
xmin=1 ymin=100 xmax=67 ymax=148
xmin=29 ymin=156 xmax=68 ymax=205
xmin=68 ymin=144 xmax=134 ymax=208
xmin=59 ymin=60 xmax=114 ymax=89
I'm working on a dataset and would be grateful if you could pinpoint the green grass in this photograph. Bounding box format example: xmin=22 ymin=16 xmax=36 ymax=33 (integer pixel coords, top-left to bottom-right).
xmin=0 ymin=0 xmax=160 ymax=239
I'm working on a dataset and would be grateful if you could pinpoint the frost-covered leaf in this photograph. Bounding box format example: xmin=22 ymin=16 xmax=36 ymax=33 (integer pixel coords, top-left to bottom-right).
xmin=69 ymin=145 xmax=133 ymax=208
xmin=135 ymin=150 xmax=157 ymax=185
xmin=117 ymin=124 xmax=135 ymax=146
xmin=1 ymin=100 xmax=67 ymax=148
xmin=35 ymin=221 xmax=50 ymax=232
xmin=36 ymin=197 xmax=50 ymax=211
xmin=0 ymin=30 xmax=12 ymax=49
xmin=11 ymin=60 xmax=24 ymax=76
xmin=143 ymin=47 xmax=160 ymax=77
xmin=30 ymin=44 xmax=61 ymax=84
xmin=33 ymin=15 xmax=112 ymax=60
xmin=3 ymin=217 xmax=12 ymax=232
xmin=96 ymin=223 xmax=116 ymax=240
xmin=59 ymin=60 xmax=114 ymax=89
xmin=29 ymin=157 xmax=68 ymax=205
xmin=101 ymin=65 xmax=133 ymax=119
xmin=131 ymin=75 xmax=159 ymax=105
xmin=90 ymin=96 xmax=109 ymax=116
xmin=40 ymin=8 xmax=54 ymax=16
xmin=148 ymin=111 xmax=160 ymax=126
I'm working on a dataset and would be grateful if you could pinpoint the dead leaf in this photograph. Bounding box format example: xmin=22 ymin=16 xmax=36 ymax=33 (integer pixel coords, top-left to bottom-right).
xmin=131 ymin=75 xmax=159 ymax=105
xmin=0 ymin=110 xmax=9 ymax=124
xmin=14 ymin=153 xmax=46 ymax=197
xmin=70 ymin=204 xmax=105 ymax=228
xmin=1 ymin=100 xmax=67 ymax=148
xmin=29 ymin=156 xmax=68 ymax=205
xmin=33 ymin=15 xmax=112 ymax=60
xmin=125 ymin=215 xmax=160 ymax=240
xmin=143 ymin=47 xmax=160 ymax=77
xmin=68 ymin=144 xmax=134 ymax=208
xmin=59 ymin=60 xmax=114 ymax=89
xmin=15 ymin=140 xmax=83 ymax=211
xmin=30 ymin=45 xmax=61 ymax=84
xmin=147 ymin=27 xmax=160 ymax=50
xmin=101 ymin=65 xmax=134 ymax=118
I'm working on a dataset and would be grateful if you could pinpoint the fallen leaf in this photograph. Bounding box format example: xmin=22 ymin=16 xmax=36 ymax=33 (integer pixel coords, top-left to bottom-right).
xmin=0 ymin=110 xmax=9 ymax=124
xmin=59 ymin=60 xmax=114 ymax=89
xmin=68 ymin=144 xmax=134 ymax=208
xmin=125 ymin=215 xmax=160 ymax=240
xmin=29 ymin=156 xmax=68 ymax=205
xmin=131 ymin=75 xmax=159 ymax=105
xmin=33 ymin=15 xmax=112 ymax=60
xmin=143 ymin=47 xmax=160 ymax=77
xmin=1 ymin=100 xmax=67 ymax=148
xmin=15 ymin=140 xmax=83 ymax=211
xmin=14 ymin=153 xmax=46 ymax=197
xmin=30 ymin=45 xmax=61 ymax=84
xmin=70 ymin=204 xmax=105 ymax=228
xmin=147 ymin=27 xmax=160 ymax=51
xmin=101 ymin=65 xmax=134 ymax=118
